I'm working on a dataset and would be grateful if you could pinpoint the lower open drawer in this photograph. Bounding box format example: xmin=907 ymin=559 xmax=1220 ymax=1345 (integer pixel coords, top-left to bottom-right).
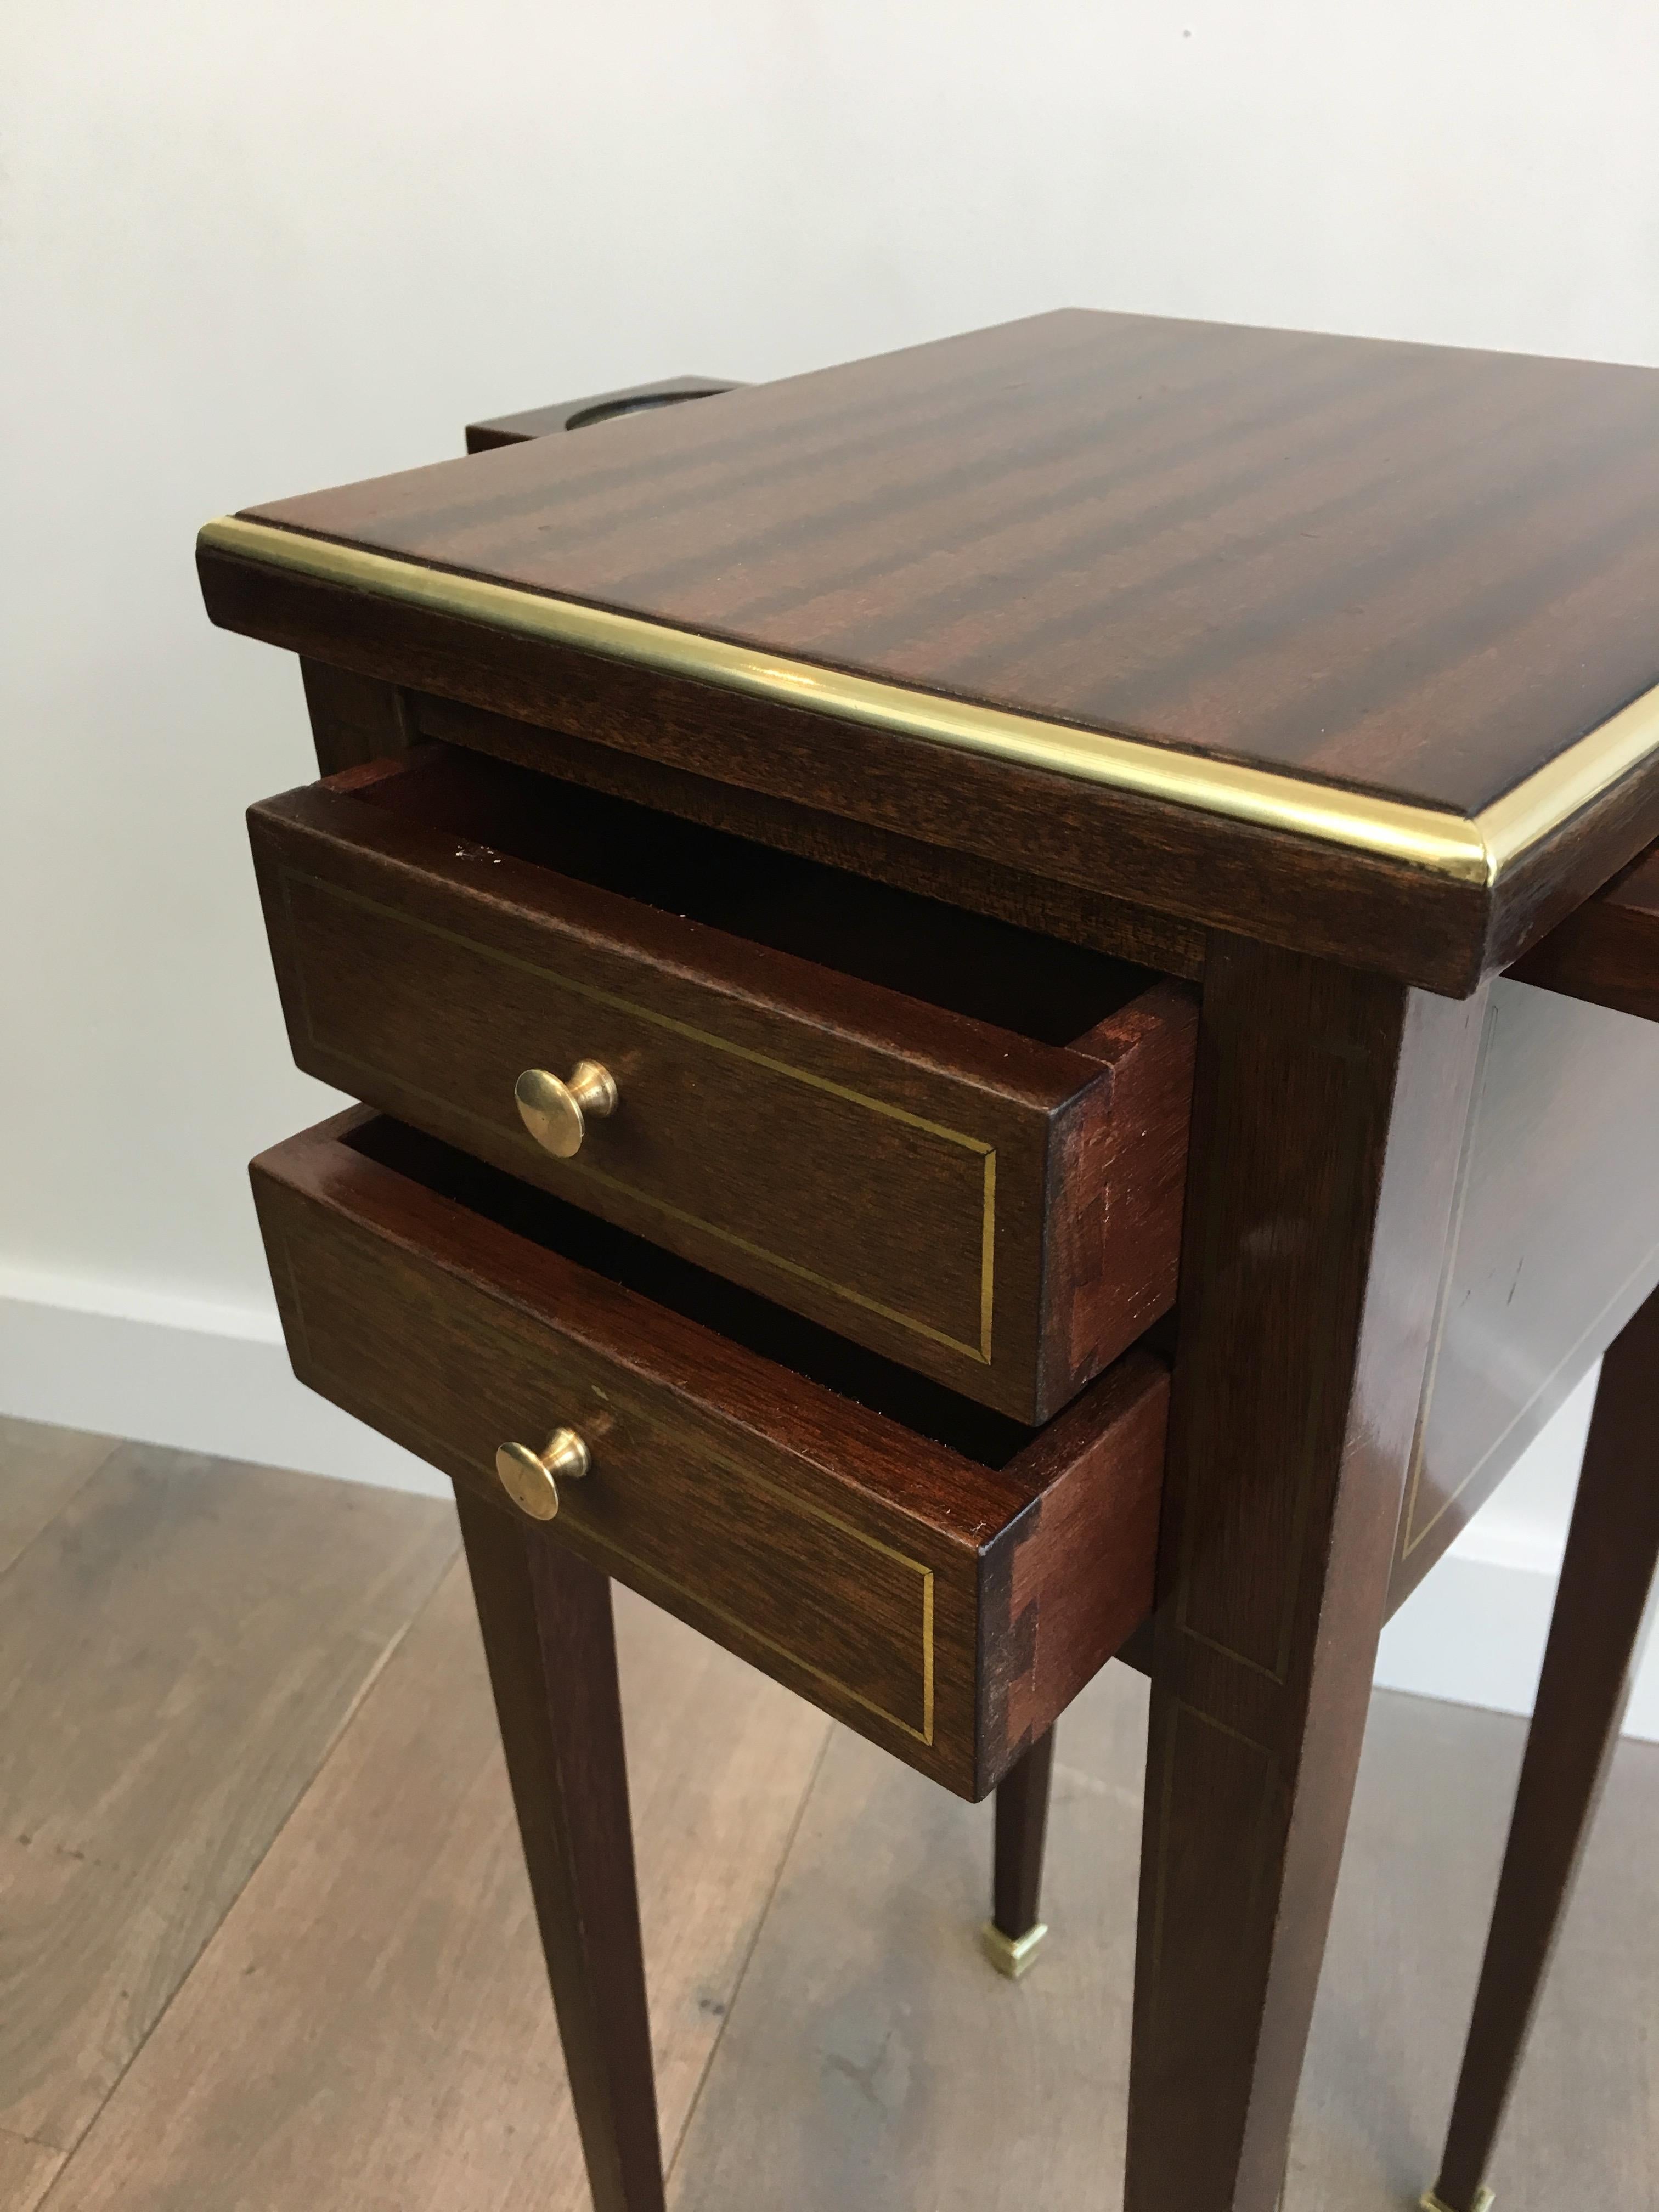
xmin=251 ymin=1111 xmax=1169 ymax=1799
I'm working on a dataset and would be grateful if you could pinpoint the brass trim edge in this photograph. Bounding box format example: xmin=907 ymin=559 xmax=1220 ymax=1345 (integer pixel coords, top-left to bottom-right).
xmin=1481 ymin=681 xmax=1659 ymax=875
xmin=1420 ymin=2188 xmax=1494 ymax=2212
xmin=201 ymin=514 xmax=1659 ymax=887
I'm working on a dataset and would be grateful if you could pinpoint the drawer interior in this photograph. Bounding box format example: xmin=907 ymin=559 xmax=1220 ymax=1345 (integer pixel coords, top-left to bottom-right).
xmin=348 ymin=1114 xmax=1037 ymax=1469
xmin=353 ymin=743 xmax=1158 ymax=1049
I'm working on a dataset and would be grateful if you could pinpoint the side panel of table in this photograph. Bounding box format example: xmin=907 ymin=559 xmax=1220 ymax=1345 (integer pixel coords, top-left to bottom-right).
xmin=1390 ymin=978 xmax=1659 ymax=1608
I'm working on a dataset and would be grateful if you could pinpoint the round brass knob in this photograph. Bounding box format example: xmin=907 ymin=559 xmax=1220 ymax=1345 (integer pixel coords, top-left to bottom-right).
xmin=494 ymin=1426 xmax=591 ymax=1520
xmin=515 ymin=1060 xmax=618 ymax=1159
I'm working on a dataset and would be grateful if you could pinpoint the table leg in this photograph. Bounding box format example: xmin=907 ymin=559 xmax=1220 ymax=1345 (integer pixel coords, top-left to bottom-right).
xmin=1425 ymin=1285 xmax=1659 ymax=2212
xmin=456 ymin=1486 xmax=665 ymax=2212
xmin=1124 ymin=938 xmax=1488 ymax=2212
xmin=982 ymin=1726 xmax=1056 ymax=1978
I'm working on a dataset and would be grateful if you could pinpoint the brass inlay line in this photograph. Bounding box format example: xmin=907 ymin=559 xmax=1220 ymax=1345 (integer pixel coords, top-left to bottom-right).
xmin=206 ymin=513 xmax=1659 ymax=883
xmin=1397 ymin=996 xmax=1501 ymax=1560
xmin=1176 ymin=1622 xmax=1294 ymax=1686
xmin=282 ymin=1219 xmax=936 ymax=1744
xmin=978 ymin=1151 xmax=996 ymax=1370
xmin=570 ymin=1447 xmax=938 ymax=1749
xmin=284 ymin=867 xmax=998 ymax=1363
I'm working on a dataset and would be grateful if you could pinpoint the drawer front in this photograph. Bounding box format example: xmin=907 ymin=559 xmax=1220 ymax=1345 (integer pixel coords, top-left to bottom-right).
xmin=251 ymin=1113 xmax=1168 ymax=1797
xmin=250 ymin=764 xmax=1195 ymax=1423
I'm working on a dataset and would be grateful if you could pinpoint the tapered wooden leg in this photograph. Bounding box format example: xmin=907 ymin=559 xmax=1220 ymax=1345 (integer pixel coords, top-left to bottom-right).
xmin=456 ymin=1486 xmax=665 ymax=2212
xmin=982 ymin=1727 xmax=1056 ymax=1977
xmin=1425 ymin=1286 xmax=1659 ymax=2212
xmin=1124 ymin=939 xmax=1489 ymax=2212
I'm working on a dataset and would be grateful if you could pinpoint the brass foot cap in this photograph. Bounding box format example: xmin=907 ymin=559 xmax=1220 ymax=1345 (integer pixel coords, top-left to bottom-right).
xmin=1420 ymin=2189 xmax=1494 ymax=2212
xmin=979 ymin=1919 xmax=1047 ymax=1979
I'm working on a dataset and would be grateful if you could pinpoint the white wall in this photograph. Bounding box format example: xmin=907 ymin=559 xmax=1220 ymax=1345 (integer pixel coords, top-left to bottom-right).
xmin=3 ymin=0 xmax=1657 ymax=1726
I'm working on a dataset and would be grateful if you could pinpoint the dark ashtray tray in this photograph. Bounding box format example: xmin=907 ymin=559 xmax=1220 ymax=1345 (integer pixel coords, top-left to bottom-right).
xmin=565 ymin=389 xmax=721 ymax=431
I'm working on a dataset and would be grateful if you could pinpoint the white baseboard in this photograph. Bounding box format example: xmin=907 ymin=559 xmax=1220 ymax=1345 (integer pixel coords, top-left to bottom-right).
xmin=0 ymin=1268 xmax=447 ymax=1499
xmin=2 ymin=1272 xmax=1655 ymax=1739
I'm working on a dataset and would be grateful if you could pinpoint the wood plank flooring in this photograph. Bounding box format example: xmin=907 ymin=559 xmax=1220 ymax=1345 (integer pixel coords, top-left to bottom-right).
xmin=1 ymin=1412 xmax=1654 ymax=2210
xmin=0 ymin=2130 xmax=61 ymax=2212
xmin=0 ymin=1419 xmax=113 ymax=1581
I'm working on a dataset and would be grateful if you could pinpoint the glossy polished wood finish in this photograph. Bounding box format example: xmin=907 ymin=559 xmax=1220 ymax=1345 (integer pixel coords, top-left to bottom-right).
xmin=254 ymin=312 xmax=1659 ymax=817
xmin=1126 ymin=939 xmax=1488 ymax=2212
xmin=454 ymin=376 xmax=1201 ymax=979
xmin=409 ymin=686 xmax=1208 ymax=978
xmin=1389 ymin=980 xmax=1659 ymax=1609
xmin=250 ymin=1112 xmax=1168 ymax=1799
xmin=200 ymin=538 xmax=1492 ymax=991
xmin=298 ymin=658 xmax=414 ymax=776
xmin=1510 ymin=836 xmax=1659 ymax=1021
xmin=466 ymin=377 xmax=742 ymax=454
xmin=204 ymin=323 xmax=1659 ymax=2211
xmin=1431 ymin=1285 xmax=1659 ymax=2212
xmin=201 ymin=311 xmax=1659 ymax=991
xmin=455 ymin=1487 xmax=664 ymax=2212
xmin=289 ymin=659 xmax=1202 ymax=975
xmin=249 ymin=744 xmax=1195 ymax=1423
xmin=991 ymin=1726 xmax=1056 ymax=1944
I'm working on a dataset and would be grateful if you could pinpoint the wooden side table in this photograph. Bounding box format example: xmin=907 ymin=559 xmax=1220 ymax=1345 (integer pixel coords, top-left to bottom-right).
xmin=200 ymin=312 xmax=1659 ymax=2212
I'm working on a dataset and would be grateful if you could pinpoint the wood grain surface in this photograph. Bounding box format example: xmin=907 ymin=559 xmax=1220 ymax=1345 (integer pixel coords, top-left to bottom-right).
xmin=666 ymin=1667 xmax=1659 ymax=2212
xmin=201 ymin=310 xmax=1659 ymax=991
xmin=249 ymin=743 xmax=1193 ymax=1421
xmin=0 ymin=1415 xmax=114 ymax=1579
xmin=44 ymin=1565 xmax=828 ymax=2212
xmin=199 ymin=525 xmax=1499 ymax=995
xmin=298 ymin=657 xmax=414 ymax=775
xmin=0 ymin=2126 xmax=62 ymax=2212
xmin=466 ymin=379 xmax=741 ymax=454
xmin=667 ymin=1667 xmax=1149 ymax=2212
xmin=1431 ymin=1284 xmax=1659 ymax=2212
xmin=0 ymin=1441 xmax=456 ymax=2154
xmin=1127 ymin=941 xmax=1489 ymax=2212
xmin=11 ymin=1426 xmax=1658 ymax=2211
xmin=408 ymin=685 xmax=1207 ymax=978
xmin=1511 ymin=836 xmax=1659 ymax=1022
xmin=250 ymin=1112 xmax=1166 ymax=1797
xmin=251 ymin=309 xmax=1659 ymax=818
xmin=457 ymin=1494 xmax=665 ymax=2212
xmin=1388 ymin=979 xmax=1659 ymax=1610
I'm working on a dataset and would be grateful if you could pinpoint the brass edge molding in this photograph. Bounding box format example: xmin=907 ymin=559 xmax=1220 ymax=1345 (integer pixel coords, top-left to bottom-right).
xmin=1480 ymin=679 xmax=1659 ymax=875
xmin=200 ymin=514 xmax=1659 ymax=886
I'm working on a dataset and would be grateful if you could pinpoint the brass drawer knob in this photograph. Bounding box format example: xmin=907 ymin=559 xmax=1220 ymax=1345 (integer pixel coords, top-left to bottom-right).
xmin=515 ymin=1060 xmax=618 ymax=1158
xmin=494 ymin=1426 xmax=591 ymax=1520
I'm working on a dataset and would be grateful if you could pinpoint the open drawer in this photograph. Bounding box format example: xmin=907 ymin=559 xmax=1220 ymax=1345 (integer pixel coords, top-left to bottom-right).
xmin=251 ymin=1111 xmax=1169 ymax=1799
xmin=249 ymin=743 xmax=1196 ymax=1424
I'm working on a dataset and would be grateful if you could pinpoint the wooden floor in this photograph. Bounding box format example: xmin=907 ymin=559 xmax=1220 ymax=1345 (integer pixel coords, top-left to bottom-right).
xmin=2 ymin=1414 xmax=1655 ymax=2211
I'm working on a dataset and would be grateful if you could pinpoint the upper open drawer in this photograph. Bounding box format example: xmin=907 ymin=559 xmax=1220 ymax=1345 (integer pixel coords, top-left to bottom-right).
xmin=247 ymin=743 xmax=1196 ymax=1424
